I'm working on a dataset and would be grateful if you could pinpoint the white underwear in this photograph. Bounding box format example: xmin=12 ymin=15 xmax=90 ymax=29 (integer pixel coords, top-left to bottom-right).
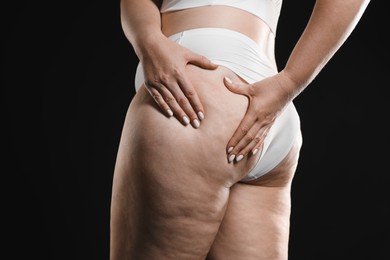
xmin=134 ymin=27 xmax=301 ymax=182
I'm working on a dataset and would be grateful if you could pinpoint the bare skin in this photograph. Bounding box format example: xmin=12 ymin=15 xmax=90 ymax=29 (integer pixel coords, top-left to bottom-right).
xmin=111 ymin=1 xmax=370 ymax=259
xmin=110 ymin=63 xmax=302 ymax=259
xmin=112 ymin=10 xmax=301 ymax=256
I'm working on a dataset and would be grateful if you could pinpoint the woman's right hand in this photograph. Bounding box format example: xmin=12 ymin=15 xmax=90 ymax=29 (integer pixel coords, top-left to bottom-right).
xmin=139 ymin=33 xmax=218 ymax=128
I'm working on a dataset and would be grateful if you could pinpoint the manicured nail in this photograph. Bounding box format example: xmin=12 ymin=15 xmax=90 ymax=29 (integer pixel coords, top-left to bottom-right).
xmin=193 ymin=119 xmax=200 ymax=128
xmin=198 ymin=111 xmax=204 ymax=120
xmin=252 ymin=149 xmax=258 ymax=155
xmin=224 ymin=76 xmax=232 ymax=84
xmin=167 ymin=109 xmax=173 ymax=117
xmin=227 ymin=146 xmax=234 ymax=153
xmin=183 ymin=116 xmax=190 ymax=125
xmin=228 ymin=154 xmax=236 ymax=163
xmin=236 ymin=155 xmax=244 ymax=162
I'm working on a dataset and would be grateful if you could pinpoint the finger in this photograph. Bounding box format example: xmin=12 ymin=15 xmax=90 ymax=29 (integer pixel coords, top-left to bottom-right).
xmin=177 ymin=74 xmax=205 ymax=121
xmin=251 ymin=127 xmax=271 ymax=156
xmin=224 ymin=76 xmax=250 ymax=96
xmin=147 ymin=87 xmax=174 ymax=117
xmin=232 ymin=126 xmax=271 ymax=163
xmin=226 ymin=111 xmax=257 ymax=157
xmin=187 ymin=53 xmax=218 ymax=70
xmin=227 ymin=122 xmax=263 ymax=163
xmin=148 ymin=83 xmax=191 ymax=126
xmin=168 ymin=82 xmax=201 ymax=128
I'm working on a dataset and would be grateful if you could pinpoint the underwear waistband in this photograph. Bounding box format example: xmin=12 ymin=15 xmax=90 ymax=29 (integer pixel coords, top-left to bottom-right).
xmin=167 ymin=27 xmax=277 ymax=84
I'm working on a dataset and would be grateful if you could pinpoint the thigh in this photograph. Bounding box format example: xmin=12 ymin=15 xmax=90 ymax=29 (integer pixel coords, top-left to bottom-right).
xmin=110 ymin=151 xmax=231 ymax=260
xmin=207 ymin=136 xmax=303 ymax=260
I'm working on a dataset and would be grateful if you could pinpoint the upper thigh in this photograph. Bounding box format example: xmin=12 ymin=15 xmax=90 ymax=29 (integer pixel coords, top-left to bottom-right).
xmin=207 ymin=183 xmax=292 ymax=260
xmin=110 ymin=150 xmax=232 ymax=259
xmin=206 ymin=138 xmax=303 ymax=260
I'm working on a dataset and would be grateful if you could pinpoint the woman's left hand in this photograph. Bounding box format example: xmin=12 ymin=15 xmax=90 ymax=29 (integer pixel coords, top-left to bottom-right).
xmin=223 ymin=73 xmax=293 ymax=163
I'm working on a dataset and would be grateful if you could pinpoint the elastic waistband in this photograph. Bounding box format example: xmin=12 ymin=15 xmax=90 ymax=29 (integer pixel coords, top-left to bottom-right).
xmin=168 ymin=27 xmax=263 ymax=54
xmin=166 ymin=27 xmax=277 ymax=83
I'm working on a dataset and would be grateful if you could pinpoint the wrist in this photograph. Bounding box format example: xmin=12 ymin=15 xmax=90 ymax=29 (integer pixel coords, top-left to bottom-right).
xmin=135 ymin=31 xmax=166 ymax=60
xmin=277 ymin=69 xmax=305 ymax=101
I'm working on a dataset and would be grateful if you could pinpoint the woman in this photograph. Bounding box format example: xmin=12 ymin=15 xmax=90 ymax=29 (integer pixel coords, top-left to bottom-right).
xmin=110 ymin=0 xmax=370 ymax=259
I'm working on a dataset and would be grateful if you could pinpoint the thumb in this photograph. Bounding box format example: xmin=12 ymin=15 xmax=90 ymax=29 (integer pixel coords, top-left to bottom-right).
xmin=224 ymin=76 xmax=250 ymax=96
xmin=188 ymin=53 xmax=218 ymax=70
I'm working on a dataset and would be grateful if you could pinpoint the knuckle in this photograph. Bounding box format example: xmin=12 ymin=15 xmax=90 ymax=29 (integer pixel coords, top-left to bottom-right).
xmin=184 ymin=89 xmax=195 ymax=98
xmin=245 ymin=135 xmax=254 ymax=143
xmin=145 ymin=76 xmax=165 ymax=89
xmin=254 ymin=136 xmax=262 ymax=143
xmin=164 ymin=96 xmax=176 ymax=104
xmin=152 ymin=72 xmax=169 ymax=86
xmin=172 ymin=67 xmax=181 ymax=77
xmin=248 ymin=84 xmax=256 ymax=95
xmin=265 ymin=114 xmax=276 ymax=124
xmin=248 ymin=84 xmax=255 ymax=90
xmin=144 ymin=79 xmax=155 ymax=88
xmin=240 ymin=126 xmax=249 ymax=135
xmin=159 ymin=72 xmax=169 ymax=82
xmin=152 ymin=93 xmax=162 ymax=100
xmin=177 ymin=96 xmax=189 ymax=106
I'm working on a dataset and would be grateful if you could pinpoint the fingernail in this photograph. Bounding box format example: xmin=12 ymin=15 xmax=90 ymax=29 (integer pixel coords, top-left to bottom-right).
xmin=193 ymin=119 xmax=200 ymax=128
xmin=228 ymin=154 xmax=236 ymax=163
xmin=224 ymin=76 xmax=232 ymax=84
xmin=252 ymin=149 xmax=258 ymax=155
xmin=183 ymin=116 xmax=190 ymax=125
xmin=198 ymin=111 xmax=204 ymax=120
xmin=227 ymin=146 xmax=234 ymax=153
xmin=167 ymin=109 xmax=173 ymax=117
xmin=236 ymin=155 xmax=244 ymax=162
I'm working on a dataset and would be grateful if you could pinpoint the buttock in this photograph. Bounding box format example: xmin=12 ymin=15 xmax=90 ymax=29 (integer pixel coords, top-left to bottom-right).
xmin=129 ymin=65 xmax=265 ymax=186
xmin=132 ymin=27 xmax=301 ymax=183
xmin=242 ymin=102 xmax=301 ymax=181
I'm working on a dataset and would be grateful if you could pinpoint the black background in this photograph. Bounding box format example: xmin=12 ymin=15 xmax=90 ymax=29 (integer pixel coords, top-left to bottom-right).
xmin=3 ymin=0 xmax=389 ymax=259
